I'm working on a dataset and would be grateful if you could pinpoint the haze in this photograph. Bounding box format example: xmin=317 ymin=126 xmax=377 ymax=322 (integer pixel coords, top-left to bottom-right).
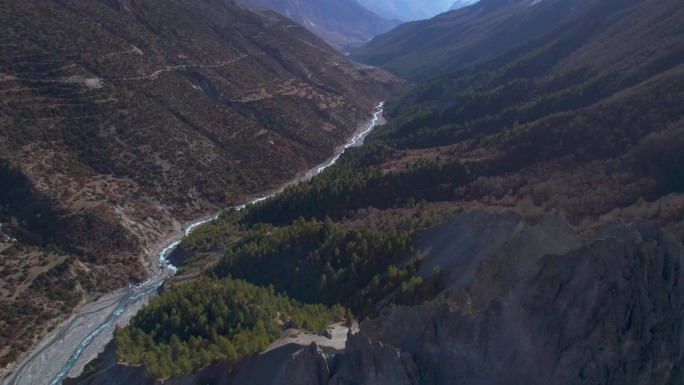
xmin=356 ymin=0 xmax=478 ymax=21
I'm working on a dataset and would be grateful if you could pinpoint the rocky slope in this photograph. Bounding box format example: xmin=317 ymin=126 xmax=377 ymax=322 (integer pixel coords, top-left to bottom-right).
xmin=317 ymin=217 xmax=681 ymax=385
xmin=0 ymin=0 xmax=404 ymax=373
xmin=64 ymin=212 xmax=684 ymax=384
xmin=235 ymin=0 xmax=401 ymax=51
xmin=351 ymin=0 xmax=645 ymax=81
xmin=327 ymin=218 xmax=683 ymax=385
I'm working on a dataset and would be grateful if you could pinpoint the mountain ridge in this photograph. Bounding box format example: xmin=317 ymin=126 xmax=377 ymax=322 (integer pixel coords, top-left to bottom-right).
xmin=450 ymin=0 xmax=479 ymax=10
xmin=351 ymin=0 xmax=643 ymax=82
xmin=355 ymin=0 xmax=457 ymax=21
xmin=235 ymin=0 xmax=401 ymax=51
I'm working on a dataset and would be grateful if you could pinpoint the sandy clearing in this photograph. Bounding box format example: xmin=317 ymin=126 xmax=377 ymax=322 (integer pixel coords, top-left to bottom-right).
xmin=264 ymin=323 xmax=359 ymax=353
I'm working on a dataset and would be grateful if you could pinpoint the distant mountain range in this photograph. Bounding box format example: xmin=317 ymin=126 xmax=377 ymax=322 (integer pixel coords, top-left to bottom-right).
xmin=355 ymin=0 xmax=457 ymax=21
xmin=351 ymin=0 xmax=645 ymax=82
xmin=236 ymin=0 xmax=400 ymax=51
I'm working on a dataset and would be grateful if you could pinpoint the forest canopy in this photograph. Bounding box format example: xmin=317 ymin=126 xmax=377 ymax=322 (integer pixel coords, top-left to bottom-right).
xmin=115 ymin=277 xmax=347 ymax=379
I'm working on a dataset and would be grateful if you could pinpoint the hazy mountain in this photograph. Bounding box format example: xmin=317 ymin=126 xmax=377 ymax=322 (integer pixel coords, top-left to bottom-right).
xmin=351 ymin=0 xmax=645 ymax=82
xmin=355 ymin=0 xmax=455 ymax=21
xmin=0 ymin=0 xmax=404 ymax=372
xmin=450 ymin=0 xmax=479 ymax=10
xmin=235 ymin=0 xmax=401 ymax=51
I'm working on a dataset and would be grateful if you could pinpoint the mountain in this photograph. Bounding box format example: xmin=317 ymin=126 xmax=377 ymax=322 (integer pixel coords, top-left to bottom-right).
xmin=67 ymin=0 xmax=684 ymax=381
xmin=372 ymin=0 xmax=684 ymax=230
xmin=235 ymin=0 xmax=401 ymax=51
xmin=351 ymin=0 xmax=644 ymax=82
xmin=0 ymin=0 xmax=405 ymax=374
xmin=354 ymin=0 xmax=455 ymax=21
xmin=68 ymin=0 xmax=684 ymax=381
xmin=20 ymin=0 xmax=684 ymax=382
xmin=450 ymin=0 xmax=479 ymax=10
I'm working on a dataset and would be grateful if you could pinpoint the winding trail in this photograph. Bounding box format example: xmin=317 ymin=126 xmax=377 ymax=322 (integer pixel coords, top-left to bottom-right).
xmin=1 ymin=54 xmax=248 ymax=86
xmin=2 ymin=102 xmax=385 ymax=385
xmin=113 ymin=55 xmax=248 ymax=81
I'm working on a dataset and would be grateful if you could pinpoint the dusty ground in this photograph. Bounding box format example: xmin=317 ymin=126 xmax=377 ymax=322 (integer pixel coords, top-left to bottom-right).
xmin=264 ymin=323 xmax=359 ymax=353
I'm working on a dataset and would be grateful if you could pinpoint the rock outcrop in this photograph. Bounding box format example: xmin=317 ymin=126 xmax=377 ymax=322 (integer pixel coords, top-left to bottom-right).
xmin=325 ymin=218 xmax=684 ymax=385
xmin=286 ymin=343 xmax=330 ymax=385
xmin=328 ymin=332 xmax=418 ymax=385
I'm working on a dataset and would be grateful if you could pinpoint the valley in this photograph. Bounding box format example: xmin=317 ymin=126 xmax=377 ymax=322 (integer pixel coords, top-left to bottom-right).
xmin=2 ymin=0 xmax=683 ymax=384
xmin=0 ymin=0 xmax=402 ymax=379
xmin=5 ymin=104 xmax=386 ymax=385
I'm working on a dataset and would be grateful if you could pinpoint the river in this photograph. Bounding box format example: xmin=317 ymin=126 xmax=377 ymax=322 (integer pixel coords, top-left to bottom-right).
xmin=3 ymin=102 xmax=384 ymax=385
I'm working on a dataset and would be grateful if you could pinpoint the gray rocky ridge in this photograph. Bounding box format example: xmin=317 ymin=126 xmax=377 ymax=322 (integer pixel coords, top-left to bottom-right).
xmin=313 ymin=215 xmax=684 ymax=385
